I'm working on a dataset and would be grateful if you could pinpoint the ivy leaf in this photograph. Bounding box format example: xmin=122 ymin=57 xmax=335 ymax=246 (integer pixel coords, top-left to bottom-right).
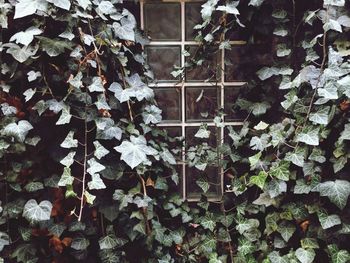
xmin=0 ymin=232 xmax=9 ymax=252
xmin=249 ymin=151 xmax=262 ymax=168
xmin=71 ymin=235 xmax=90 ymax=250
xmin=87 ymin=158 xmax=105 ymax=175
xmin=108 ymin=82 xmax=134 ymax=103
xmin=238 ymin=237 xmax=255 ymax=255
xmin=250 ymin=134 xmax=270 ymax=151
xmin=285 ymin=148 xmax=306 ymax=167
xmin=252 ymin=102 xmax=270 ymax=116
xmin=196 ymin=178 xmax=210 ymax=193
xmin=301 ymin=238 xmax=319 ymax=249
xmin=99 ymin=234 xmax=125 ymax=250
xmin=93 ymin=141 xmax=109 ymax=159
xmin=88 ymin=77 xmax=104 ymax=92
xmin=249 ymin=0 xmax=265 ymax=7
xmin=14 ymin=0 xmax=48 ymax=19
xmin=24 ymin=182 xmax=44 ymax=192
xmin=84 ymin=190 xmax=96 ymax=205
xmin=37 ymin=37 xmax=73 ymax=57
xmin=201 ymin=213 xmax=216 ymax=231
xmin=58 ymin=167 xmax=74 ymax=186
xmin=76 ymin=0 xmax=91 ymax=9
xmin=56 ymin=105 xmax=71 ymax=125
xmin=294 ymin=179 xmax=312 ymax=194
xmin=266 ymin=179 xmax=287 ymax=198
xmin=4 ymin=43 xmax=38 ymax=63
xmin=113 ymin=190 xmax=133 ymax=209
xmin=114 ymin=136 xmax=158 ymax=169
xmin=60 ymin=131 xmax=78 ymax=148
xmin=317 ymin=180 xmax=350 ymax=209
xmin=249 ymin=171 xmax=268 ymax=189
xmin=318 ymin=211 xmax=341 ymax=229
xmin=133 ymin=196 xmax=152 ymax=208
xmin=3 ymin=120 xmax=33 ymax=142
xmin=324 ymin=0 xmax=345 ymax=6
xmin=125 ymin=74 xmax=154 ymax=101
xmin=48 ymin=223 xmax=66 ymax=238
xmin=268 ymin=251 xmax=289 ymax=263
xmin=296 ymin=128 xmax=319 ymax=146
xmin=1 ymin=103 xmax=17 ymax=115
xmin=295 ymin=248 xmax=316 ymax=263
xmin=270 ymin=161 xmax=290 ymax=181
xmin=68 ymin=72 xmax=83 ymax=88
xmin=339 ymin=124 xmax=350 ymax=141
xmin=236 ymin=217 xmax=259 ymax=234
xmin=60 ymin=151 xmax=75 ymax=167
xmin=309 ymin=106 xmax=330 ymax=125
xmin=324 ymin=19 xmax=342 ymax=32
xmin=277 ymin=222 xmax=296 ymax=242
xmin=256 ymin=66 xmax=279 ymax=80
xmin=88 ymin=174 xmax=106 ymax=190
xmin=10 ymin=27 xmax=42 ymax=46
xmin=112 ymin=18 xmax=135 ymax=41
xmin=328 ymin=244 xmax=350 ymax=263
xmin=216 ymin=2 xmax=239 ymax=15
xmin=23 ymin=88 xmax=36 ymax=102
xmin=46 ymin=0 xmax=71 ymax=10
xmin=142 ymin=105 xmax=162 ymax=124
xmin=22 ymin=199 xmax=52 ymax=223
xmin=195 ymin=126 xmax=211 ymax=138
xmin=160 ymin=149 xmax=176 ymax=165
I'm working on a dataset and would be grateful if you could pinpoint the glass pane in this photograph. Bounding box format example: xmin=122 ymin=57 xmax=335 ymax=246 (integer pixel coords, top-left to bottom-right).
xmin=224 ymin=46 xmax=249 ymax=81
xmin=146 ymin=46 xmax=181 ymax=81
xmin=186 ymin=166 xmax=221 ymax=199
xmin=154 ymin=88 xmax=181 ymax=122
xmin=144 ymin=3 xmax=181 ymax=41
xmin=185 ymin=86 xmax=220 ymax=121
xmin=185 ymin=126 xmax=219 ymax=148
xmin=224 ymin=86 xmax=246 ymax=121
xmin=185 ymin=2 xmax=202 ymax=40
xmin=185 ymin=46 xmax=221 ymax=81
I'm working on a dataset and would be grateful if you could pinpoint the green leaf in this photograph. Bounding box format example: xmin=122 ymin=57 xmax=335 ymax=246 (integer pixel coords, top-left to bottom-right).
xmin=268 ymin=251 xmax=288 ymax=263
xmin=309 ymin=107 xmax=330 ymax=125
xmin=285 ymin=148 xmax=305 ymax=167
xmin=14 ymin=0 xmax=48 ymax=19
xmin=84 ymin=190 xmax=96 ymax=204
xmin=324 ymin=0 xmax=345 ymax=6
xmin=201 ymin=213 xmax=216 ymax=231
xmin=22 ymin=199 xmax=52 ymax=223
xmin=47 ymin=0 xmax=71 ymax=10
xmin=71 ymin=235 xmax=90 ymax=250
xmin=317 ymin=180 xmax=350 ymax=209
xmin=254 ymin=121 xmax=269 ymax=130
xmin=196 ymin=178 xmax=210 ymax=193
xmin=93 ymin=141 xmax=109 ymax=160
xmin=88 ymin=76 xmax=104 ymax=92
xmin=294 ymin=179 xmax=312 ymax=194
xmin=238 ymin=237 xmax=255 ymax=255
xmin=324 ymin=19 xmax=342 ymax=32
xmin=142 ymin=105 xmax=162 ymax=124
xmin=60 ymin=131 xmax=78 ymax=148
xmin=10 ymin=27 xmax=42 ymax=46
xmin=87 ymin=158 xmax=105 ymax=175
xmin=3 ymin=120 xmax=33 ymax=142
xmin=277 ymin=222 xmax=296 ymax=242
xmin=249 ymin=171 xmax=268 ymax=189
xmin=250 ymin=134 xmax=270 ymax=151
xmin=0 ymin=232 xmax=9 ymax=252
xmin=301 ymin=238 xmax=319 ymax=249
xmin=56 ymin=105 xmax=71 ymax=125
xmin=58 ymin=167 xmax=74 ymax=186
xmin=195 ymin=126 xmax=211 ymax=138
xmin=236 ymin=217 xmax=259 ymax=234
xmin=4 ymin=43 xmax=38 ymax=63
xmin=24 ymin=182 xmax=44 ymax=192
xmin=295 ymin=248 xmax=315 ymax=263
xmin=339 ymin=124 xmax=350 ymax=141
xmin=318 ymin=211 xmax=341 ymax=229
xmin=249 ymin=151 xmax=262 ymax=168
xmin=37 ymin=37 xmax=73 ymax=57
xmin=114 ymin=136 xmax=157 ymax=169
xmin=270 ymin=161 xmax=290 ymax=181
xmin=48 ymin=223 xmax=66 ymax=237
xmin=60 ymin=151 xmax=75 ymax=167
xmin=88 ymin=174 xmax=106 ymax=190
xmin=266 ymin=179 xmax=287 ymax=198
xmin=296 ymin=128 xmax=319 ymax=146
xmin=328 ymin=244 xmax=350 ymax=263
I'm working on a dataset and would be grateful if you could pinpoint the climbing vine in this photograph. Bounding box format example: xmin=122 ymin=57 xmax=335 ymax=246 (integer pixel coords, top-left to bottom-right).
xmin=0 ymin=0 xmax=350 ymax=262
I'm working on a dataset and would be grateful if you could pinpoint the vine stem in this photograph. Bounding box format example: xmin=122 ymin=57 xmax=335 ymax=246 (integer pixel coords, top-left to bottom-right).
xmin=138 ymin=174 xmax=151 ymax=235
xmin=78 ymin=104 xmax=88 ymax=221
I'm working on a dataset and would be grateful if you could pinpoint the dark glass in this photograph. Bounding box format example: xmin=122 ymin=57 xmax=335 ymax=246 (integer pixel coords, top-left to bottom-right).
xmin=224 ymin=86 xmax=246 ymax=121
xmin=146 ymin=46 xmax=181 ymax=81
xmin=185 ymin=2 xmax=202 ymax=40
xmin=154 ymin=88 xmax=181 ymax=122
xmin=186 ymin=166 xmax=221 ymax=199
xmin=185 ymin=45 xmax=221 ymax=81
xmin=144 ymin=3 xmax=181 ymax=41
xmin=185 ymin=86 xmax=220 ymax=121
xmin=224 ymin=46 xmax=248 ymax=81
xmin=163 ymin=126 xmax=183 ymax=158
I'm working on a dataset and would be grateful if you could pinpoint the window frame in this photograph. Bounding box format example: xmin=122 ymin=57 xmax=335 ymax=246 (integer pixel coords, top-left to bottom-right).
xmin=140 ymin=0 xmax=246 ymax=201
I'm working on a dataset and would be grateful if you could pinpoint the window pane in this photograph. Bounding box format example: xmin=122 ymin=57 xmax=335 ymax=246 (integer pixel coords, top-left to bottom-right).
xmin=224 ymin=86 xmax=246 ymax=121
xmin=186 ymin=166 xmax=221 ymax=199
xmin=185 ymin=86 xmax=220 ymax=121
xmin=185 ymin=2 xmax=202 ymax=40
xmin=224 ymin=46 xmax=248 ymax=81
xmin=144 ymin=3 xmax=181 ymax=41
xmin=154 ymin=88 xmax=181 ymax=122
xmin=185 ymin=46 xmax=221 ymax=81
xmin=146 ymin=46 xmax=181 ymax=81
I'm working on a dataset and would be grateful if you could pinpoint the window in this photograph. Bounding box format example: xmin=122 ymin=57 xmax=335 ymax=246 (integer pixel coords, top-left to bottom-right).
xmin=140 ymin=0 xmax=246 ymax=200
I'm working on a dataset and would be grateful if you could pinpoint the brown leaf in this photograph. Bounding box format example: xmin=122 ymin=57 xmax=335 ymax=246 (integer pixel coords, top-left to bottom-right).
xmin=299 ymin=220 xmax=310 ymax=233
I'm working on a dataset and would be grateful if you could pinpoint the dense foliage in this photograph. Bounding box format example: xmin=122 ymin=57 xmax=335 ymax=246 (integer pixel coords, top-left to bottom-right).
xmin=0 ymin=0 xmax=350 ymax=262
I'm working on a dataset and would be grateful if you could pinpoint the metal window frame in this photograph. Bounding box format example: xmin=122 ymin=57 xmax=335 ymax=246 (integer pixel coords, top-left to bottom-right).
xmin=140 ymin=0 xmax=246 ymax=201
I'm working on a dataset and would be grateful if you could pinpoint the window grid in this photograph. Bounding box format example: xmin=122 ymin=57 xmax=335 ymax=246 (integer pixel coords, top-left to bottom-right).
xmin=141 ymin=0 xmax=246 ymax=201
